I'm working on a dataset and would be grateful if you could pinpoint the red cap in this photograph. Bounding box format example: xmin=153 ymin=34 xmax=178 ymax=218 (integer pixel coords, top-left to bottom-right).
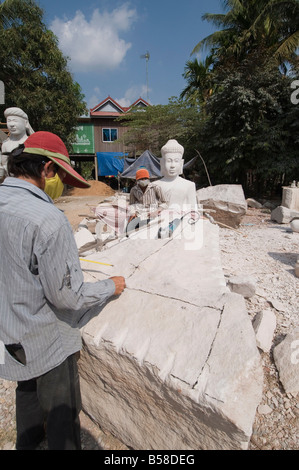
xmin=24 ymin=131 xmax=90 ymax=188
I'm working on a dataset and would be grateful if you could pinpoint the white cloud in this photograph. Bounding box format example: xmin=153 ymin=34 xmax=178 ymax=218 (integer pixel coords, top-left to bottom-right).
xmin=50 ymin=4 xmax=137 ymax=73
xmin=87 ymin=87 xmax=101 ymax=109
xmin=116 ymin=85 xmax=150 ymax=107
xmin=86 ymin=84 xmax=150 ymax=111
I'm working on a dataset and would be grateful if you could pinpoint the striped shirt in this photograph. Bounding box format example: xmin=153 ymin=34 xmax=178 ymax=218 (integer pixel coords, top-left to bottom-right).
xmin=129 ymin=182 xmax=167 ymax=207
xmin=0 ymin=177 xmax=115 ymax=381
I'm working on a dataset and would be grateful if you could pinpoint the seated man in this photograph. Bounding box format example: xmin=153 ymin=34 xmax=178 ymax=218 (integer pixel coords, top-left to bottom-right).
xmin=129 ymin=168 xmax=166 ymax=206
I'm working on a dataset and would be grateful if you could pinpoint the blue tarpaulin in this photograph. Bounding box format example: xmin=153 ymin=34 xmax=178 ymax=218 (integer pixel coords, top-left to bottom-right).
xmin=96 ymin=152 xmax=127 ymax=176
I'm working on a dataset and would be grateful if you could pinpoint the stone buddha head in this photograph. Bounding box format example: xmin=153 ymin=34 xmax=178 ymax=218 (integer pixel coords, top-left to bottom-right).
xmin=160 ymin=139 xmax=184 ymax=179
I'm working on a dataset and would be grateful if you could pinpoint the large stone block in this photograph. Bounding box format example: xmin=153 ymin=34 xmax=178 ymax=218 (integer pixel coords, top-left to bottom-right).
xmin=282 ymin=187 xmax=299 ymax=211
xmin=271 ymin=205 xmax=299 ymax=224
xmin=196 ymin=184 xmax=247 ymax=228
xmin=79 ymin=219 xmax=263 ymax=450
xmin=253 ymin=309 xmax=277 ymax=352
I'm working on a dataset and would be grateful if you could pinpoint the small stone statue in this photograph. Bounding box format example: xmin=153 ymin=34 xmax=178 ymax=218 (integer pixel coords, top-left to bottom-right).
xmin=0 ymin=107 xmax=34 ymax=179
xmin=156 ymin=139 xmax=197 ymax=209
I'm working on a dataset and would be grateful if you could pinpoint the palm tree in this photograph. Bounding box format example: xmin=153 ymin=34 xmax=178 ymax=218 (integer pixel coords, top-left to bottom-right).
xmin=192 ymin=0 xmax=299 ymax=67
xmin=180 ymin=55 xmax=214 ymax=106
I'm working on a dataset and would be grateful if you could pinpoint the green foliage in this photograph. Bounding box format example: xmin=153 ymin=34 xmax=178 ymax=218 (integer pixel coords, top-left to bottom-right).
xmin=80 ymin=161 xmax=94 ymax=181
xmin=180 ymin=0 xmax=299 ymax=195
xmin=116 ymin=97 xmax=202 ymax=158
xmin=192 ymin=0 xmax=299 ymax=68
xmin=0 ymin=0 xmax=87 ymax=149
xmin=180 ymin=56 xmax=215 ymax=107
xmin=196 ymin=53 xmax=299 ymax=195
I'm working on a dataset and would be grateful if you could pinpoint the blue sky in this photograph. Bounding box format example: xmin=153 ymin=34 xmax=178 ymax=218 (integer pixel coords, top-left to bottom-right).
xmin=38 ymin=0 xmax=224 ymax=110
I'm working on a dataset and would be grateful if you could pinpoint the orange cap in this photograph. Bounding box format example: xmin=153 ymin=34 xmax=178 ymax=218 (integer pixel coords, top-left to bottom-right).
xmin=136 ymin=168 xmax=150 ymax=180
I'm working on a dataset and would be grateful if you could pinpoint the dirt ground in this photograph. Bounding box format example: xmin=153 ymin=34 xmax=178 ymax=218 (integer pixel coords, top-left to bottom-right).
xmin=55 ymin=195 xmax=110 ymax=229
xmin=54 ymin=180 xmax=117 ymax=229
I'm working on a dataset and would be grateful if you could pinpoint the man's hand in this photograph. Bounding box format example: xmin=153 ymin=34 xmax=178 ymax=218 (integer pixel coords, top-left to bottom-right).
xmin=110 ymin=276 xmax=126 ymax=295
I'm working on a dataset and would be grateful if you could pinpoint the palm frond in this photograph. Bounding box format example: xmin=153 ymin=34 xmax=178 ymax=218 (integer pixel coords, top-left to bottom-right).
xmin=274 ymin=30 xmax=299 ymax=62
xmin=202 ymin=13 xmax=228 ymax=27
xmin=193 ymin=0 xmax=299 ymax=65
xmin=221 ymin=0 xmax=244 ymax=11
xmin=191 ymin=29 xmax=235 ymax=55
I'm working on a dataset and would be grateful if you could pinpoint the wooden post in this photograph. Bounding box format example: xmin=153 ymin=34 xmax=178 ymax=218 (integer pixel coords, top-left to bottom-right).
xmin=94 ymin=153 xmax=98 ymax=181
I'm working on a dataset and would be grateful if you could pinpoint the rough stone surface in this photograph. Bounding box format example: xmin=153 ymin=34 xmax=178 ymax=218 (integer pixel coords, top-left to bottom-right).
xmin=253 ymin=309 xmax=277 ymax=352
xmin=1 ymin=203 xmax=298 ymax=451
xmin=282 ymin=187 xmax=299 ymax=211
xmin=74 ymin=226 xmax=95 ymax=250
xmin=290 ymin=219 xmax=299 ymax=233
xmin=196 ymin=184 xmax=247 ymax=228
xmin=78 ymin=218 xmax=263 ymax=450
xmin=273 ymin=329 xmax=299 ymax=394
xmin=219 ymin=209 xmax=299 ymax=450
xmin=227 ymin=275 xmax=256 ymax=298
xmin=271 ymin=206 xmax=299 ymax=224
xmin=247 ymin=198 xmax=263 ymax=209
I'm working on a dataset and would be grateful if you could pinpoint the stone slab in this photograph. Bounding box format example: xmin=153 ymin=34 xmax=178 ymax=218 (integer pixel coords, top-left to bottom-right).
xmin=253 ymin=309 xmax=277 ymax=352
xmin=78 ymin=218 xmax=263 ymax=450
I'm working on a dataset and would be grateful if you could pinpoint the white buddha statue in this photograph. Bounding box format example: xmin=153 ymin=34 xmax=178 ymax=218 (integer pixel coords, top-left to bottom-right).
xmin=156 ymin=139 xmax=197 ymax=210
xmin=0 ymin=107 xmax=34 ymax=178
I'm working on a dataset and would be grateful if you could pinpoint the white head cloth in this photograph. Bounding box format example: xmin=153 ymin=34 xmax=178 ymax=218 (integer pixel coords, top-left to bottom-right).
xmin=4 ymin=107 xmax=34 ymax=135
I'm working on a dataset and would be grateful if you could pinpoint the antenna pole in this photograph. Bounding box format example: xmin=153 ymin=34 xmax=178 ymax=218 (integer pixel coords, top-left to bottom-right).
xmin=141 ymin=51 xmax=150 ymax=101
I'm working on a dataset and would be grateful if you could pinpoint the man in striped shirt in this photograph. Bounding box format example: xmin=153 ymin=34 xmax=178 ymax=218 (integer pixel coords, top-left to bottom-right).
xmin=0 ymin=131 xmax=125 ymax=450
xmin=127 ymin=168 xmax=167 ymax=233
xmin=129 ymin=168 xmax=166 ymax=207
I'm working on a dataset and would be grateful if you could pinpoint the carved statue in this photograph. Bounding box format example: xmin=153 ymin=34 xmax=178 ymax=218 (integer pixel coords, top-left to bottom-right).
xmin=0 ymin=107 xmax=34 ymax=179
xmin=97 ymin=140 xmax=199 ymax=240
xmin=156 ymin=139 xmax=197 ymax=209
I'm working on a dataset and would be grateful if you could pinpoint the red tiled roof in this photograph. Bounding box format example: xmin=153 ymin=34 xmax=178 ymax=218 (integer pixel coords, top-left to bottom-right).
xmin=90 ymin=112 xmax=123 ymax=117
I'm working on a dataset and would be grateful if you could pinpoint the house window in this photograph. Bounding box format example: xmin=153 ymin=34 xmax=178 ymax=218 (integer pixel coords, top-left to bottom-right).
xmin=102 ymin=128 xmax=118 ymax=142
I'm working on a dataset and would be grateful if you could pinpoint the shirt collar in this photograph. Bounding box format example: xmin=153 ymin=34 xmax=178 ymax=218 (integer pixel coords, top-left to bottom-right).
xmin=1 ymin=177 xmax=54 ymax=204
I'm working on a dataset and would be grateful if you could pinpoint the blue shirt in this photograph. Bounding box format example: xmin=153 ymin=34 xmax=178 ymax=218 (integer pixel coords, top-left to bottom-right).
xmin=0 ymin=177 xmax=115 ymax=381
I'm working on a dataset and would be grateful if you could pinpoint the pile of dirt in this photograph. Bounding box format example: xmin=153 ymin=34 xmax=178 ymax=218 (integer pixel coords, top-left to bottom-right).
xmin=67 ymin=180 xmax=115 ymax=197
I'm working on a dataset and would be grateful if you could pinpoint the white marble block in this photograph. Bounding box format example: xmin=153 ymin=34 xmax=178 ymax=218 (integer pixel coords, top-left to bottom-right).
xmin=79 ymin=219 xmax=263 ymax=450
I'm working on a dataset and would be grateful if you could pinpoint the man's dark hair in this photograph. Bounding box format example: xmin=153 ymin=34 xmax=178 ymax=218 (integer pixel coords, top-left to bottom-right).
xmin=7 ymin=145 xmax=51 ymax=180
